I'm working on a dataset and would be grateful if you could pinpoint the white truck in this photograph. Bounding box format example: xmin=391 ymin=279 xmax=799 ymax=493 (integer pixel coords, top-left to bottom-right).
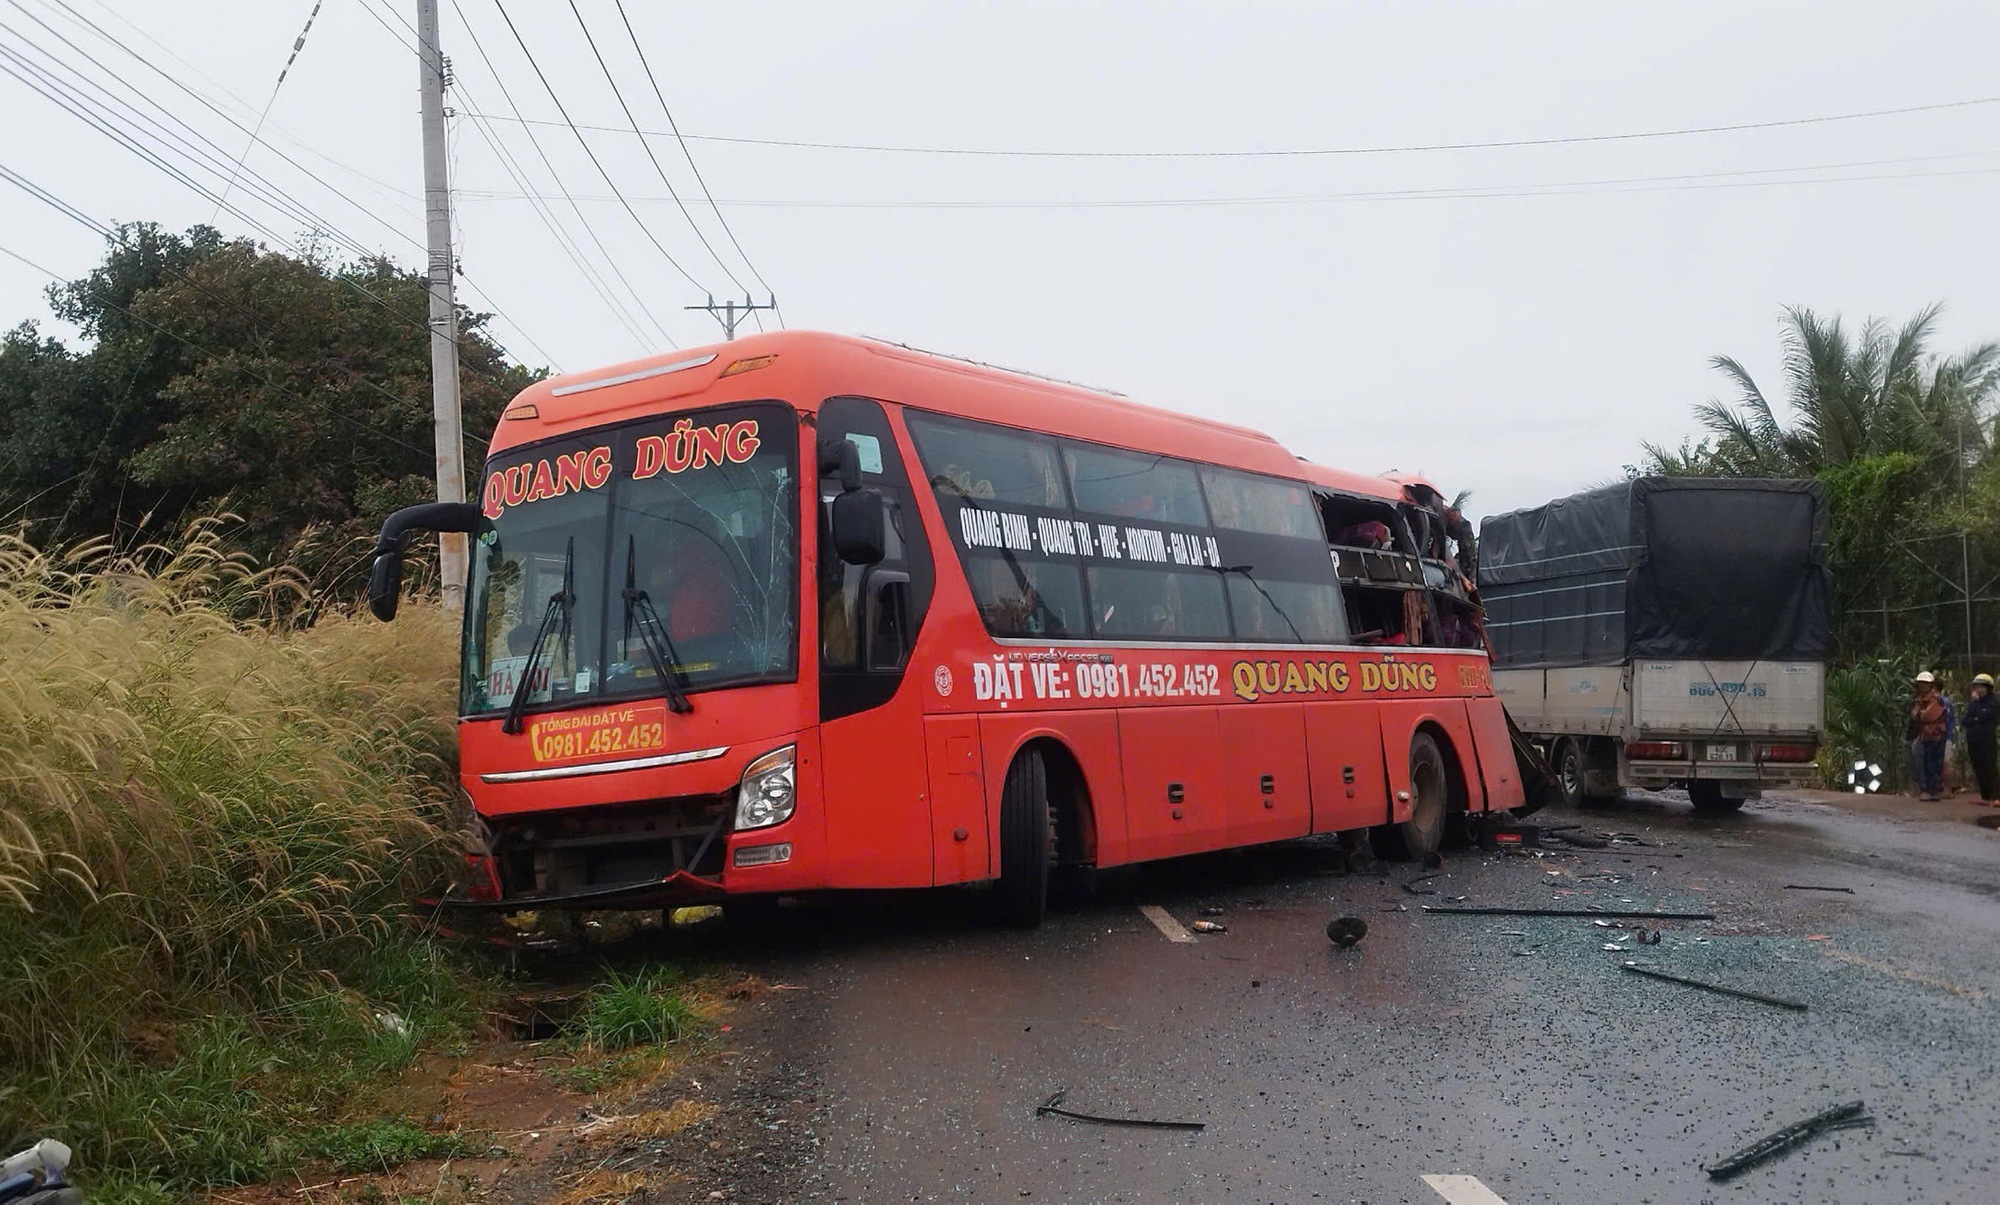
xmin=1478 ymin=479 xmax=1831 ymax=813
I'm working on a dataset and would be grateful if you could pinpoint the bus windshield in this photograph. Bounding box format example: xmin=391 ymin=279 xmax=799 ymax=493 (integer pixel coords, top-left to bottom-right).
xmin=459 ymin=401 xmax=798 ymax=717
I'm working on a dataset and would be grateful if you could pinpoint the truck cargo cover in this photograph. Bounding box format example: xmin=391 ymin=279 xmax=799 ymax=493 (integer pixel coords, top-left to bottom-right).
xmin=1478 ymin=478 xmax=1830 ymax=669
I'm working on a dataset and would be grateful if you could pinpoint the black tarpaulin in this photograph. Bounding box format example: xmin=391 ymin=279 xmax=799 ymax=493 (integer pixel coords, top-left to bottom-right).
xmin=1477 ymin=478 xmax=1830 ymax=669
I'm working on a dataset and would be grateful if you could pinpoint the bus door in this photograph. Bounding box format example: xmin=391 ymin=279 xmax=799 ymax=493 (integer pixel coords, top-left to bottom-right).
xmin=815 ymin=397 xmax=937 ymax=887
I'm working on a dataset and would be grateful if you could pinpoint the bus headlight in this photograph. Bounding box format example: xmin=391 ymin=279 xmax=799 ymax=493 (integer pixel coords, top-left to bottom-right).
xmin=736 ymin=745 xmax=797 ymax=831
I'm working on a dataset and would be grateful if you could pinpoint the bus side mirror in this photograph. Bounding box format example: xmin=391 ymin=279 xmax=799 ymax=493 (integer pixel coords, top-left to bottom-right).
xmin=368 ymin=501 xmax=481 ymax=621
xmin=830 ymin=489 xmax=886 ymax=566
xmin=819 ymin=436 xmax=863 ymax=493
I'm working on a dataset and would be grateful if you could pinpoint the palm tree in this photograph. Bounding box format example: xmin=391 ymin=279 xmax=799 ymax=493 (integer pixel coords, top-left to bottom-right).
xmin=1645 ymin=304 xmax=2000 ymax=478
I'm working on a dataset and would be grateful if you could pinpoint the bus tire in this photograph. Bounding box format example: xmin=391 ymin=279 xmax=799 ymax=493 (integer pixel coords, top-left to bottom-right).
xmin=1381 ymin=734 xmax=1449 ymax=860
xmin=993 ymin=748 xmax=1053 ymax=927
xmin=1553 ymin=739 xmax=1585 ymax=810
xmin=1688 ymin=780 xmax=1744 ymax=813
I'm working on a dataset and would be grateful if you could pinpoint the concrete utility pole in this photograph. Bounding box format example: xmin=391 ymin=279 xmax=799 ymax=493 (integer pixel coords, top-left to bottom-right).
xmin=686 ymin=293 xmax=778 ymax=341
xmin=417 ymin=0 xmax=467 ymax=610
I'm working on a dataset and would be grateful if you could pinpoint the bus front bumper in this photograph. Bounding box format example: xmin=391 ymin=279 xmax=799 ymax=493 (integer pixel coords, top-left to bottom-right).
xmin=422 ymin=867 xmax=728 ymax=912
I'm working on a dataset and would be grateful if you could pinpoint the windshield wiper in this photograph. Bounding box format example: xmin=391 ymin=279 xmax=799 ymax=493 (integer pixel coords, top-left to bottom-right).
xmin=502 ymin=536 xmax=575 ymax=734
xmin=622 ymin=535 xmax=694 ymax=715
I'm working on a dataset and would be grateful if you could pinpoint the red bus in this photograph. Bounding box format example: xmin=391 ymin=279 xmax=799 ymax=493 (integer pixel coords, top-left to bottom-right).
xmin=369 ymin=331 xmax=1528 ymax=924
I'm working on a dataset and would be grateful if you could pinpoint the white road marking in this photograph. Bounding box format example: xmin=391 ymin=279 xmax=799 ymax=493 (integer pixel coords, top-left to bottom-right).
xmin=1138 ymin=904 xmax=1196 ymax=943
xmin=1421 ymin=1174 xmax=1511 ymax=1205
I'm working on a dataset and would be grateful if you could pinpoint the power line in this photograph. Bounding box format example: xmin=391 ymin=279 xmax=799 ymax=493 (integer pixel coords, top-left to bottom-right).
xmin=456 ymin=149 xmax=2000 ymax=210
xmin=488 ymin=0 xmax=712 ymax=299
xmin=25 ymin=0 xmax=564 ymax=370
xmin=459 ymin=92 xmax=2000 ymax=160
xmin=215 ymin=0 xmax=323 ymax=210
xmin=433 ymin=0 xmax=671 ymax=348
xmin=564 ymin=0 xmax=743 ymax=296
xmin=612 ymin=0 xmax=778 ymax=327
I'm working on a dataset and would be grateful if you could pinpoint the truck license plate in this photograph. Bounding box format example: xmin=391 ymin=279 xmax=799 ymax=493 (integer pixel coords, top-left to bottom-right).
xmin=1707 ymin=744 xmax=1738 ymax=762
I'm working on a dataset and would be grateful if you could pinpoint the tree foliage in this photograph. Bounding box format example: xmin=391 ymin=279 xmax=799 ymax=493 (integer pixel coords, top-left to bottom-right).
xmin=1639 ymin=304 xmax=2000 ymax=672
xmin=0 ymin=223 xmax=542 ymax=585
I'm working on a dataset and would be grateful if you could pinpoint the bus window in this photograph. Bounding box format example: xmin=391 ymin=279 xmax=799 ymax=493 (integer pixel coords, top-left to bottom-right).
xmin=905 ymin=412 xmax=1067 ymax=507
xmin=1203 ymin=468 xmax=1322 ymax=540
xmin=1226 ymin=574 xmax=1347 ymax=644
xmin=1064 ymin=444 xmax=1208 ymax=526
xmin=968 ymin=552 xmax=1083 ymax=638
xmin=1088 ymin=565 xmax=1229 ymax=641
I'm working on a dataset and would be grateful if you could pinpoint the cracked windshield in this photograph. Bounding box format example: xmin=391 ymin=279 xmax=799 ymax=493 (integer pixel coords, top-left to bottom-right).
xmin=461 ymin=402 xmax=798 ymax=717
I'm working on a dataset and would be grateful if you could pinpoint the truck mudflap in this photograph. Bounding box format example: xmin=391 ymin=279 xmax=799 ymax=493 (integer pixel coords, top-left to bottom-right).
xmin=419 ymin=869 xmax=727 ymax=912
xmin=1506 ymin=708 xmax=1561 ymax=816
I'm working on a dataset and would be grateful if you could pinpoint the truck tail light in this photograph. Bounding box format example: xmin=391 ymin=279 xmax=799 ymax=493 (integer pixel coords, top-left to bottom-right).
xmin=1759 ymin=743 xmax=1817 ymax=763
xmin=1627 ymin=741 xmax=1686 ymax=760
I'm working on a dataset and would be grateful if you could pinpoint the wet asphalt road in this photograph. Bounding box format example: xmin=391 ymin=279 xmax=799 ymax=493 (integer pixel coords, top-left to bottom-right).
xmin=717 ymin=794 xmax=2000 ymax=1204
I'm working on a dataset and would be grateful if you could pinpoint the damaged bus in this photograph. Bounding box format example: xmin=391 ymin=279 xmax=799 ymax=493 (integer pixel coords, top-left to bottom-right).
xmin=369 ymin=331 xmax=1531 ymax=923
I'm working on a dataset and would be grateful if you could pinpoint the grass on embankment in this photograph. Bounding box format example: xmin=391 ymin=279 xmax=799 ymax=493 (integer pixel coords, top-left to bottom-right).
xmin=0 ymin=524 xmax=486 ymax=1201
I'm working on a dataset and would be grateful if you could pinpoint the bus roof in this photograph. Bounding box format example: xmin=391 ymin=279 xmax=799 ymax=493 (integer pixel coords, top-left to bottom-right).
xmin=495 ymin=330 xmax=1412 ymax=505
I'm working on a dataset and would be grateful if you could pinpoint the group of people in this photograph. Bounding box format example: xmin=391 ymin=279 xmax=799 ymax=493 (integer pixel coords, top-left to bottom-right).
xmin=1908 ymin=671 xmax=1999 ymax=803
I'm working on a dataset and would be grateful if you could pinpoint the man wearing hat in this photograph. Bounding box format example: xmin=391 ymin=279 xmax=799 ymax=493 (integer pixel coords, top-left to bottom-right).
xmin=1966 ymin=672 xmax=1997 ymax=804
xmin=1908 ymin=673 xmax=1952 ymax=800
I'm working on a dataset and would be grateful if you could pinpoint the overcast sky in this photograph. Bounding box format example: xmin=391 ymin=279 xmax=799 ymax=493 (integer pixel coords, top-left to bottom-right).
xmin=3 ymin=0 xmax=1997 ymax=522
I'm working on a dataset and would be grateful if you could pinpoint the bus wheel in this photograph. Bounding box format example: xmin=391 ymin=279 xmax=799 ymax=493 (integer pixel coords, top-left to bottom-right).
xmin=1381 ymin=734 xmax=1449 ymax=860
xmin=1552 ymin=739 xmax=1586 ymax=810
xmin=993 ymin=748 xmax=1053 ymax=927
xmin=1687 ymin=781 xmax=1744 ymax=813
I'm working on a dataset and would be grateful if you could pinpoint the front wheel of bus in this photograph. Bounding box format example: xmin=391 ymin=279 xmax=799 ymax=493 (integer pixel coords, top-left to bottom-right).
xmin=993 ymin=749 xmax=1053 ymax=927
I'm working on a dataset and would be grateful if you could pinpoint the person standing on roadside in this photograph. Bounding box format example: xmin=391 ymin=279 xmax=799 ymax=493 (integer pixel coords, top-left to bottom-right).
xmin=1966 ymin=673 xmax=1998 ymax=804
xmin=1909 ymin=672 xmax=1950 ymax=801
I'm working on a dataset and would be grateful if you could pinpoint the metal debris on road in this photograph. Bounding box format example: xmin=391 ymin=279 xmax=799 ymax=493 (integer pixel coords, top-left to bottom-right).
xmin=1620 ymin=963 xmax=1809 ymax=1012
xmin=1198 ymin=906 xmax=1226 ymax=917
xmin=1036 ymin=1090 xmax=1205 ymax=1133
xmin=1703 ymin=1100 xmax=1870 ymax=1180
xmin=1326 ymin=916 xmax=1369 ymax=947
xmin=1783 ymin=884 xmax=1857 ymax=894
xmin=1635 ymin=928 xmax=1662 ymax=945
xmin=1189 ymin=919 xmax=1227 ymax=934
xmin=1401 ymin=872 xmax=1445 ymax=896
xmin=1422 ymin=906 xmax=1717 ymax=920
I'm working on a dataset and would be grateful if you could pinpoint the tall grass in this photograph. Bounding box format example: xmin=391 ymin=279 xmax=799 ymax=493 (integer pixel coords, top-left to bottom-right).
xmin=0 ymin=521 xmax=474 ymax=1193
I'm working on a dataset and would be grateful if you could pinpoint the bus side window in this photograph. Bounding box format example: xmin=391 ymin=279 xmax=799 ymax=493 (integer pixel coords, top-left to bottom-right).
xmin=819 ymin=397 xmax=935 ymax=721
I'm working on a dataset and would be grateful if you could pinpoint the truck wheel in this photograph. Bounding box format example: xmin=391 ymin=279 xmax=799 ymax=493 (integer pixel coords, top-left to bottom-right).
xmin=992 ymin=748 xmax=1053 ymax=927
xmin=1379 ymin=734 xmax=1449 ymax=860
xmin=1688 ymin=781 xmax=1744 ymax=813
xmin=1553 ymin=740 xmax=1585 ymax=810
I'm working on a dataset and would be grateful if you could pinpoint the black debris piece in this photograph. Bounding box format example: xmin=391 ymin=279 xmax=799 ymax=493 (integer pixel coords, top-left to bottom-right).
xmin=1704 ymin=1101 xmax=1870 ymax=1180
xmin=1401 ymin=872 xmax=1445 ymax=896
xmin=1326 ymin=916 xmax=1369 ymax=947
xmin=1783 ymin=885 xmax=1857 ymax=894
xmin=1620 ymin=963 xmax=1808 ymax=1011
xmin=1198 ymin=906 xmax=1226 ymax=917
xmin=1036 ymin=1090 xmax=1206 ymax=1133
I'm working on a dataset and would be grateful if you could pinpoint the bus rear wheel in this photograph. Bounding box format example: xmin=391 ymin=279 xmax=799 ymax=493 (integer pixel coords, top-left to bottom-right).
xmin=992 ymin=748 xmax=1054 ymax=927
xmin=1380 ymin=734 xmax=1448 ymax=860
